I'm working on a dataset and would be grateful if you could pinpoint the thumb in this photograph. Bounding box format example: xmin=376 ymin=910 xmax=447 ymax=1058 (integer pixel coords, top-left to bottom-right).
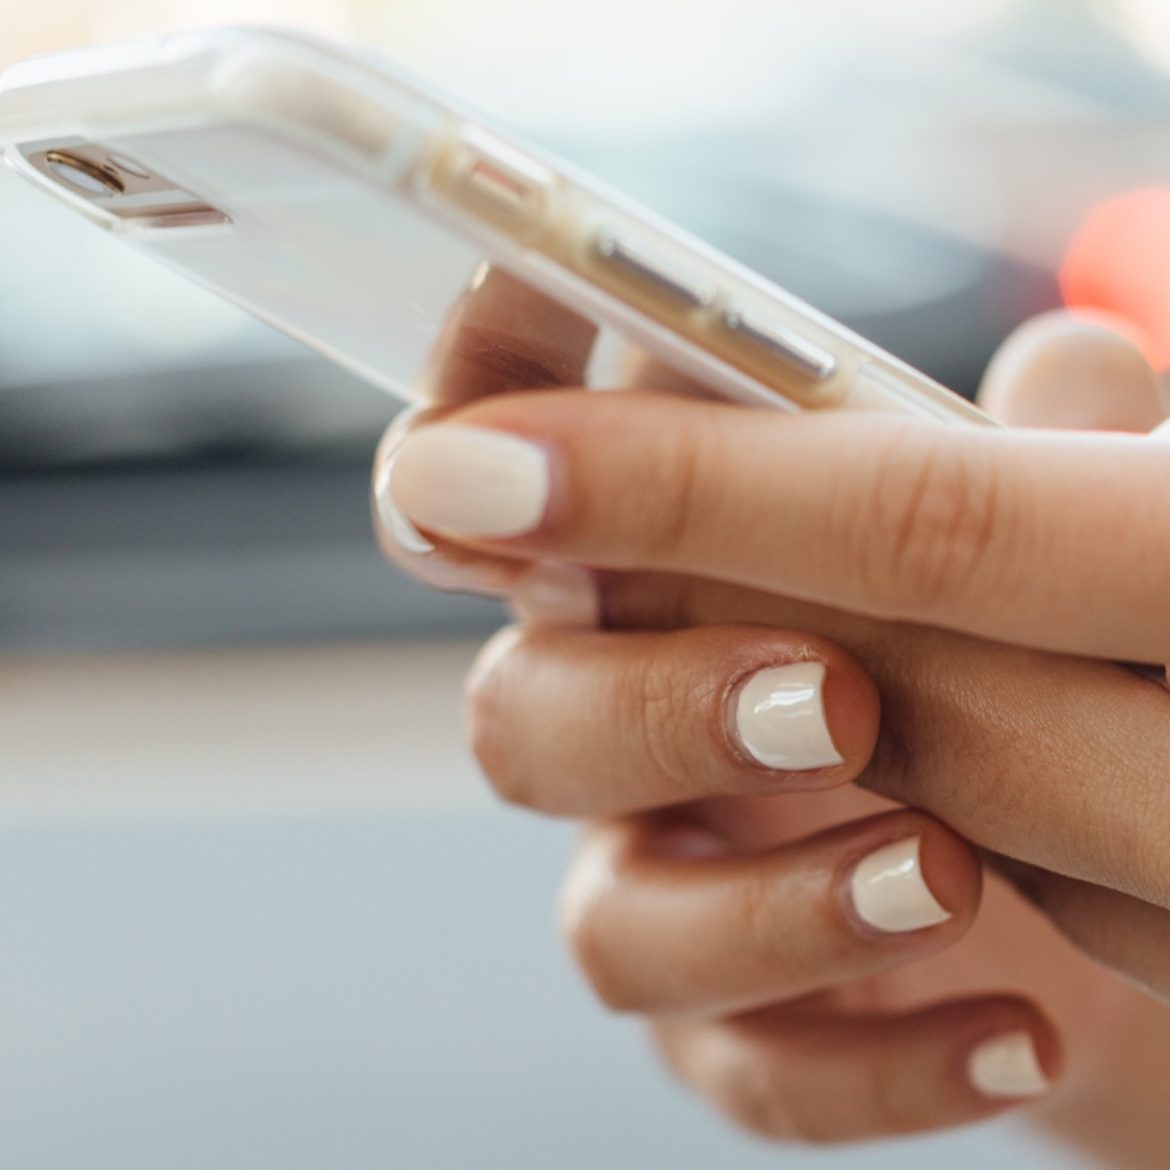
xmin=977 ymin=310 xmax=1165 ymax=433
xmin=979 ymin=312 xmax=1170 ymax=681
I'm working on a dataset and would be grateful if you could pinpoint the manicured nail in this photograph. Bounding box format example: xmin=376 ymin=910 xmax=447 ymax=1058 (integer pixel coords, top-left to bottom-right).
xmin=508 ymin=562 xmax=600 ymax=627
xmin=734 ymin=662 xmax=843 ymax=771
xmin=387 ymin=425 xmax=550 ymax=538
xmin=850 ymin=836 xmax=951 ymax=934
xmin=374 ymin=453 xmax=437 ymax=554
xmin=968 ymin=1031 xmax=1050 ymax=1099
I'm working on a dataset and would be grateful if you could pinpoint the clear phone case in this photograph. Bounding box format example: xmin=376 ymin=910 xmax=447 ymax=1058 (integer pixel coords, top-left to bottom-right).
xmin=0 ymin=27 xmax=992 ymax=425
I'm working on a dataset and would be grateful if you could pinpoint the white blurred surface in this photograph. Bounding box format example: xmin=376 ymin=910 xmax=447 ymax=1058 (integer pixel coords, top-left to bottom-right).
xmin=0 ymin=168 xmax=299 ymax=388
xmin=2 ymin=2 xmax=1162 ymax=407
xmin=0 ymin=642 xmax=1096 ymax=1168
xmin=2 ymin=641 xmax=488 ymax=821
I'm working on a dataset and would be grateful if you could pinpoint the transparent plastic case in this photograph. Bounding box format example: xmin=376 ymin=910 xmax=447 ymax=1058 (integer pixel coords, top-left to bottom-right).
xmin=0 ymin=27 xmax=993 ymax=425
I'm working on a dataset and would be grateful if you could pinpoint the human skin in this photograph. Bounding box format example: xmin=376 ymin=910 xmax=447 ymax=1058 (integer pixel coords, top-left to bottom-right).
xmin=373 ymin=271 xmax=1170 ymax=1163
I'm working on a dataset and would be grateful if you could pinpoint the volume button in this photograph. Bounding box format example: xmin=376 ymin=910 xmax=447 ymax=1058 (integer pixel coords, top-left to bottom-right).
xmin=433 ymin=127 xmax=555 ymax=240
xmin=722 ymin=305 xmax=838 ymax=382
xmin=593 ymin=228 xmax=717 ymax=309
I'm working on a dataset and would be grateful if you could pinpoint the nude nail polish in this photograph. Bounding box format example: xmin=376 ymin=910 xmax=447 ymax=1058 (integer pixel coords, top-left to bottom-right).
xmin=388 ymin=425 xmax=550 ymax=538
xmin=734 ymin=662 xmax=844 ymax=771
xmin=374 ymin=453 xmax=437 ymax=554
xmin=968 ymin=1032 xmax=1050 ymax=1099
xmin=849 ymin=836 xmax=951 ymax=934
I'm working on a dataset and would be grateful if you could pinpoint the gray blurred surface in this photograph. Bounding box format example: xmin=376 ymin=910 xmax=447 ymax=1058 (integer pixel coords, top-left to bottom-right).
xmin=0 ymin=467 xmax=503 ymax=652
xmin=0 ymin=815 xmax=1093 ymax=1170
xmin=0 ymin=643 xmax=1095 ymax=1169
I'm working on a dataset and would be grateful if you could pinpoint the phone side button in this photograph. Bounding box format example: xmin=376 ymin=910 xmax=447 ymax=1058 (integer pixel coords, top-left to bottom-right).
xmin=431 ymin=127 xmax=555 ymax=240
xmin=593 ymin=230 xmax=717 ymax=310
xmin=722 ymin=306 xmax=838 ymax=383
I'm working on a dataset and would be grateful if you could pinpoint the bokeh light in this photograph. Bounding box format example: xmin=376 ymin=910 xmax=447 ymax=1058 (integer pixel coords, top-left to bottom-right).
xmin=1061 ymin=187 xmax=1170 ymax=368
xmin=1113 ymin=0 xmax=1170 ymax=72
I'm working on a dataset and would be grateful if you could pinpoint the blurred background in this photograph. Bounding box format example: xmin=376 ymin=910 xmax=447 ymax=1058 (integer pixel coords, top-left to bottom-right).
xmin=0 ymin=0 xmax=1158 ymax=1166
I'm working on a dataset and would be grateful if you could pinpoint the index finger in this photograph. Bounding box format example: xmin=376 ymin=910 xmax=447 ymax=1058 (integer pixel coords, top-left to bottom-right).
xmin=382 ymin=389 xmax=1170 ymax=663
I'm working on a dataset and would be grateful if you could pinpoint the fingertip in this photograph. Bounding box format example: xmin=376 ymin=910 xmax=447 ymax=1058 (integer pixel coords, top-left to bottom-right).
xmin=818 ymin=643 xmax=882 ymax=778
xmin=724 ymin=636 xmax=879 ymax=787
xmin=961 ymin=999 xmax=1063 ymax=1105
xmin=842 ymin=814 xmax=982 ymax=939
xmin=372 ymin=407 xmax=536 ymax=595
xmin=979 ymin=310 xmax=1163 ymax=432
xmin=658 ymin=995 xmax=1062 ymax=1144
xmin=374 ymin=450 xmax=438 ymax=556
xmin=465 ymin=622 xmax=527 ymax=698
xmin=968 ymin=1030 xmax=1052 ymax=1101
xmin=915 ymin=819 xmax=984 ymax=927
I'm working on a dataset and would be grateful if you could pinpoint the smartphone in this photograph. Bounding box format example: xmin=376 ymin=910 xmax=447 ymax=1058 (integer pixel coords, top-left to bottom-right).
xmin=0 ymin=26 xmax=993 ymax=427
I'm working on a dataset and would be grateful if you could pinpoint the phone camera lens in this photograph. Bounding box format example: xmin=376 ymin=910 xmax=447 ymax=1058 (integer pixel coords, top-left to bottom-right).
xmin=45 ymin=152 xmax=123 ymax=198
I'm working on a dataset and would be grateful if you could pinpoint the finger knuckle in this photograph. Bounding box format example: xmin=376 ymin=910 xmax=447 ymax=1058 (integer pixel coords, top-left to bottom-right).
xmin=557 ymin=856 xmax=641 ymax=1013
xmin=860 ymin=429 xmax=1004 ymax=618
xmin=662 ymin=1024 xmax=849 ymax=1145
xmin=859 ymin=1047 xmax=919 ymax=1137
xmin=721 ymin=1051 xmax=920 ymax=1144
xmin=563 ymin=913 xmax=640 ymax=1013
xmin=464 ymin=635 xmax=535 ymax=810
xmin=629 ymin=423 xmax=709 ymax=563
xmin=735 ymin=873 xmax=811 ymax=982
xmin=467 ymin=687 xmax=535 ymax=809
xmin=649 ymin=1025 xmax=694 ymax=1096
xmin=721 ymin=1074 xmax=792 ymax=1141
xmin=717 ymin=1055 xmax=832 ymax=1144
xmin=628 ymin=645 xmax=725 ymax=799
xmin=447 ymin=322 xmax=566 ymax=392
xmin=467 ymin=713 xmax=532 ymax=810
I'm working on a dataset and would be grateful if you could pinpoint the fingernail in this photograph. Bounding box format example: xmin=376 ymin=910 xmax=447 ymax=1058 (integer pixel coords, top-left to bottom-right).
xmin=387 ymin=425 xmax=550 ymax=538
xmin=733 ymin=662 xmax=844 ymax=771
xmin=849 ymin=836 xmax=951 ymax=934
xmin=968 ymin=1031 xmax=1050 ymax=1099
xmin=374 ymin=453 xmax=437 ymax=554
xmin=508 ymin=562 xmax=600 ymax=627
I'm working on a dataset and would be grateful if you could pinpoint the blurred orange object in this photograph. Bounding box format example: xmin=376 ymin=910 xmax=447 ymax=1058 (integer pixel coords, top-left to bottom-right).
xmin=1061 ymin=187 xmax=1170 ymax=369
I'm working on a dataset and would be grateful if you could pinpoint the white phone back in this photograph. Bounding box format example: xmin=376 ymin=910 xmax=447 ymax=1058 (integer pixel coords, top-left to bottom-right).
xmin=0 ymin=27 xmax=991 ymax=425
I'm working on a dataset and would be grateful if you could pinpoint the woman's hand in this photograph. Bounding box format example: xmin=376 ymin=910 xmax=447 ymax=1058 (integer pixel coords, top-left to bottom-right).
xmin=372 ymin=273 xmax=1170 ymax=1154
xmin=375 ymin=276 xmax=1170 ymax=991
